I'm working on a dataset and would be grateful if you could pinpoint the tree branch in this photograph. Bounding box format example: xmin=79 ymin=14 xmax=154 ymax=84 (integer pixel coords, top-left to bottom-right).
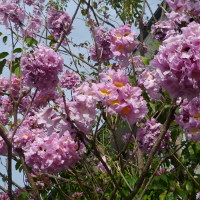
xmin=126 ymin=100 xmax=178 ymax=199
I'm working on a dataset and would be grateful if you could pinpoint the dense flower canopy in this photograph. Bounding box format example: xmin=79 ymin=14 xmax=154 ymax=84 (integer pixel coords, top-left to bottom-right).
xmin=47 ymin=6 xmax=72 ymax=43
xmin=176 ymin=97 xmax=200 ymax=141
xmin=0 ymin=0 xmax=200 ymax=199
xmin=21 ymin=44 xmax=63 ymax=90
xmin=151 ymin=22 xmax=200 ymax=99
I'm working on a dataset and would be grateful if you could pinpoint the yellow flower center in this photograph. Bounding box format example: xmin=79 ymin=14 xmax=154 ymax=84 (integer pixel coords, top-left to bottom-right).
xmin=115 ymin=33 xmax=123 ymax=38
xmin=121 ymin=106 xmax=131 ymax=115
xmin=113 ymin=81 xmax=125 ymax=88
xmin=23 ymin=134 xmax=29 ymax=139
xmin=99 ymin=88 xmax=111 ymax=96
xmin=117 ymin=44 xmax=124 ymax=52
xmin=190 ymin=127 xmax=199 ymax=134
xmin=193 ymin=113 xmax=200 ymax=119
xmin=109 ymin=99 xmax=120 ymax=105
xmin=115 ymin=32 xmax=130 ymax=38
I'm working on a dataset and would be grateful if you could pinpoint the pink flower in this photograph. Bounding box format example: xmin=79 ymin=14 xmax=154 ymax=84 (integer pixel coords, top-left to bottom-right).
xmin=47 ymin=6 xmax=72 ymax=43
xmin=176 ymin=97 xmax=200 ymax=142
xmin=24 ymin=132 xmax=85 ymax=173
xmin=33 ymin=89 xmax=58 ymax=108
xmin=151 ymin=20 xmax=178 ymax=41
xmin=0 ymin=1 xmax=26 ymax=29
xmin=60 ymin=70 xmax=80 ymax=90
xmin=89 ymin=26 xmax=113 ymax=61
xmin=137 ymin=118 xmax=170 ymax=153
xmin=110 ymin=24 xmax=139 ymax=62
xmin=0 ymin=136 xmax=7 ymax=156
xmin=97 ymin=156 xmax=111 ymax=173
xmin=21 ymin=44 xmax=63 ymax=90
xmin=23 ymin=16 xmax=43 ymax=38
xmin=0 ymin=107 xmax=9 ymax=125
xmin=95 ymin=69 xmax=148 ymax=124
xmin=151 ymin=22 xmax=200 ymax=99
xmin=138 ymin=68 xmax=161 ymax=99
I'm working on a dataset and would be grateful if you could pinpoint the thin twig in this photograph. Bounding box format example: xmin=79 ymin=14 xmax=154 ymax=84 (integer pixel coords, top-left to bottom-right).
xmin=55 ymin=0 xmax=82 ymax=51
xmin=0 ymin=172 xmax=27 ymax=194
xmin=126 ymin=99 xmax=178 ymax=199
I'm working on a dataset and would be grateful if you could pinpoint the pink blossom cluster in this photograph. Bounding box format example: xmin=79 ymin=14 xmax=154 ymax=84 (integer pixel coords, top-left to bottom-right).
xmin=0 ymin=75 xmax=30 ymax=125
xmin=0 ymin=192 xmax=9 ymax=200
xmin=89 ymin=26 xmax=113 ymax=62
xmin=131 ymin=56 xmax=145 ymax=72
xmin=138 ymin=68 xmax=161 ymax=99
xmin=0 ymin=107 xmax=9 ymax=126
xmin=166 ymin=0 xmax=200 ymax=22
xmin=151 ymin=22 xmax=200 ymax=99
xmin=33 ymin=89 xmax=59 ymax=108
xmin=23 ymin=0 xmax=45 ymax=6
xmin=0 ymin=136 xmax=7 ymax=156
xmin=71 ymin=192 xmax=84 ymax=199
xmin=176 ymin=97 xmax=200 ymax=142
xmin=151 ymin=0 xmax=200 ymax=42
xmin=110 ymin=24 xmax=139 ymax=61
xmin=0 ymin=74 xmax=21 ymax=100
xmin=151 ymin=20 xmax=178 ymax=42
xmin=164 ymin=0 xmax=200 ymax=27
xmin=13 ymin=115 xmax=43 ymax=149
xmin=13 ymin=109 xmax=85 ymax=173
xmin=196 ymin=192 xmax=200 ymax=199
xmin=137 ymin=118 xmax=170 ymax=154
xmin=68 ymin=82 xmax=98 ymax=133
xmin=21 ymin=44 xmax=63 ymax=90
xmin=60 ymin=70 xmax=80 ymax=90
xmin=0 ymin=0 xmax=44 ymax=36
xmin=23 ymin=16 xmax=43 ymax=38
xmin=47 ymin=6 xmax=72 ymax=42
xmin=24 ymin=131 xmax=84 ymax=173
xmin=89 ymin=25 xmax=138 ymax=63
xmin=95 ymin=69 xmax=148 ymax=125
xmin=0 ymin=1 xmax=26 ymax=29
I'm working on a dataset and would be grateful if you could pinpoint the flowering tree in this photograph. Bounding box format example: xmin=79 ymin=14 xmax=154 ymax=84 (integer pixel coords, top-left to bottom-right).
xmin=0 ymin=0 xmax=200 ymax=199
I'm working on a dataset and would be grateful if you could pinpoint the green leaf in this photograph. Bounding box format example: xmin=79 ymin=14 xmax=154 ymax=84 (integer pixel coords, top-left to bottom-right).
xmin=49 ymin=40 xmax=57 ymax=47
xmin=25 ymin=37 xmax=38 ymax=47
xmin=47 ymin=35 xmax=55 ymax=40
xmin=0 ymin=59 xmax=6 ymax=74
xmin=0 ymin=52 xmax=9 ymax=59
xmin=81 ymin=9 xmax=87 ymax=16
xmin=13 ymin=48 xmax=22 ymax=53
xmin=3 ymin=36 xmax=7 ymax=44
xmin=0 ymin=32 xmax=2 ymax=36
xmin=17 ymin=192 xmax=30 ymax=200
xmin=159 ymin=191 xmax=167 ymax=200
xmin=164 ymin=104 xmax=171 ymax=109
xmin=15 ymin=160 xmax=22 ymax=170
xmin=154 ymin=41 xmax=162 ymax=49
xmin=11 ymin=57 xmax=21 ymax=77
xmin=141 ymin=57 xmax=151 ymax=66
xmin=166 ymin=192 xmax=176 ymax=200
xmin=149 ymin=102 xmax=156 ymax=113
xmin=93 ymin=2 xmax=97 ymax=9
xmin=185 ymin=181 xmax=193 ymax=193
xmin=175 ymin=185 xmax=188 ymax=199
